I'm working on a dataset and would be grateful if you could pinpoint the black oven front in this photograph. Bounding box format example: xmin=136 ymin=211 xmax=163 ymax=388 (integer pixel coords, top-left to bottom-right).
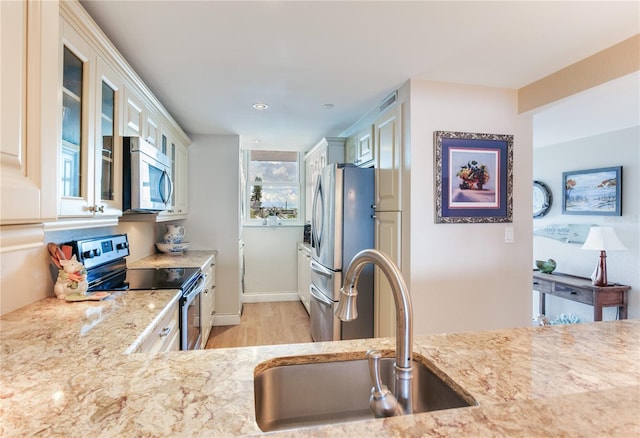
xmin=180 ymin=273 xmax=205 ymax=350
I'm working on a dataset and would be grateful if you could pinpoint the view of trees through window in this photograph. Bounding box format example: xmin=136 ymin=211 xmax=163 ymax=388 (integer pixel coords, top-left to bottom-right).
xmin=248 ymin=150 xmax=299 ymax=220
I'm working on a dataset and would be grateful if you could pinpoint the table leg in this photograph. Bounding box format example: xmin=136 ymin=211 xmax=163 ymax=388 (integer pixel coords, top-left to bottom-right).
xmin=620 ymin=293 xmax=628 ymax=319
xmin=593 ymin=294 xmax=603 ymax=321
xmin=539 ymin=291 xmax=545 ymax=316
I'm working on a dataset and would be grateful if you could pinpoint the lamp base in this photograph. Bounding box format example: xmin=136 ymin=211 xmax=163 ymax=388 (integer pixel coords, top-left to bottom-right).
xmin=590 ymin=250 xmax=608 ymax=287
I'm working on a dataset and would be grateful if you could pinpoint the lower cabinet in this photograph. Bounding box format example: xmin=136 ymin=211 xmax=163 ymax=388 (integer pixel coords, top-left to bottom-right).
xmin=297 ymin=243 xmax=311 ymax=314
xmin=200 ymin=257 xmax=216 ymax=348
xmin=137 ymin=301 xmax=180 ymax=353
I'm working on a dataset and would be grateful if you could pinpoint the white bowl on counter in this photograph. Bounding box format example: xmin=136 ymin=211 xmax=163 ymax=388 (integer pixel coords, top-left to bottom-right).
xmin=155 ymin=242 xmax=190 ymax=255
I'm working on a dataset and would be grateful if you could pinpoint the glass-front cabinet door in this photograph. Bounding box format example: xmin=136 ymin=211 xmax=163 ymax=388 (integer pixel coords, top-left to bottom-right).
xmin=59 ymin=20 xmax=93 ymax=217
xmin=61 ymin=47 xmax=84 ymax=198
xmin=59 ymin=18 xmax=122 ymax=218
xmin=94 ymin=57 xmax=122 ymax=216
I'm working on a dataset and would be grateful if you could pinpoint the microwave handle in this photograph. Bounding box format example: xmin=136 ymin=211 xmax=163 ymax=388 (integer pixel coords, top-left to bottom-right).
xmin=160 ymin=169 xmax=173 ymax=205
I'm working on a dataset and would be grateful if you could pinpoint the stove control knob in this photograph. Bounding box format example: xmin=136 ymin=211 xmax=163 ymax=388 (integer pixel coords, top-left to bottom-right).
xmin=83 ymin=250 xmax=94 ymax=259
xmin=93 ymin=248 xmax=101 ymax=257
xmin=116 ymin=242 xmax=128 ymax=250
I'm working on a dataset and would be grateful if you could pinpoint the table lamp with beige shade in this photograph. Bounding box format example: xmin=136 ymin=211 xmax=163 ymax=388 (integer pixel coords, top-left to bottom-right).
xmin=581 ymin=226 xmax=627 ymax=286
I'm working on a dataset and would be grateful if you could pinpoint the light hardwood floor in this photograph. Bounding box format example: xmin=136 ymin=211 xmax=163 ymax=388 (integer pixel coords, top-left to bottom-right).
xmin=205 ymin=301 xmax=312 ymax=349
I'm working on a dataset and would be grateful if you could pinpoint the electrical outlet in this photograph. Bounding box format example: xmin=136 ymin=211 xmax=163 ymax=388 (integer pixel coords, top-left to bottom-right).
xmin=505 ymin=226 xmax=514 ymax=243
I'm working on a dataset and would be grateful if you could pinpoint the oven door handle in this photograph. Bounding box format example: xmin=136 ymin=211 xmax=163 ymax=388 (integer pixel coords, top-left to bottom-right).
xmin=183 ymin=275 xmax=205 ymax=302
xmin=310 ymin=283 xmax=334 ymax=306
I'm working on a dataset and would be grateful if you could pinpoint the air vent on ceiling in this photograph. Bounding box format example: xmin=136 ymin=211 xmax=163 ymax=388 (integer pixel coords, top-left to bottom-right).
xmin=379 ymin=91 xmax=398 ymax=113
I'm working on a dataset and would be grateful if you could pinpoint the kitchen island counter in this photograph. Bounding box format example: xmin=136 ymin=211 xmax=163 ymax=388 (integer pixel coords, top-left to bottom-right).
xmin=1 ymin=288 xmax=638 ymax=436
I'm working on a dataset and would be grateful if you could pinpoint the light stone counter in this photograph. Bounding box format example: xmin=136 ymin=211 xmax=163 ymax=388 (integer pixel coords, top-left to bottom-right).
xmin=128 ymin=250 xmax=216 ymax=270
xmin=1 ymin=280 xmax=638 ymax=436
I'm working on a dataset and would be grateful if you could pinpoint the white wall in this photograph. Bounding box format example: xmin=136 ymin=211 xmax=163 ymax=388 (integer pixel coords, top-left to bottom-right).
xmin=242 ymin=225 xmax=302 ymax=301
xmin=184 ymin=134 xmax=241 ymax=323
xmin=407 ymin=79 xmax=534 ymax=335
xmin=533 ymin=126 xmax=639 ymax=321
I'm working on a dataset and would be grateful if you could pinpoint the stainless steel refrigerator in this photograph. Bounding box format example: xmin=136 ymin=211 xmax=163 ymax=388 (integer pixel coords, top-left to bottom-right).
xmin=309 ymin=163 xmax=374 ymax=342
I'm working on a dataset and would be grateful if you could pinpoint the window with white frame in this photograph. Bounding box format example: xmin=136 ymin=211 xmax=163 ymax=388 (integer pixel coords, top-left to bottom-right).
xmin=245 ymin=150 xmax=301 ymax=223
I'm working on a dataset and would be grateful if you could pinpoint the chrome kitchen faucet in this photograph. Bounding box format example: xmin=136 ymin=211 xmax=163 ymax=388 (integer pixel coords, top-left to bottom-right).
xmin=335 ymin=249 xmax=414 ymax=417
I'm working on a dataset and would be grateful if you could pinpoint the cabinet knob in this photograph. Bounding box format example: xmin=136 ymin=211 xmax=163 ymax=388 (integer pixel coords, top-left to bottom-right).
xmin=159 ymin=327 xmax=171 ymax=337
xmin=88 ymin=205 xmax=104 ymax=213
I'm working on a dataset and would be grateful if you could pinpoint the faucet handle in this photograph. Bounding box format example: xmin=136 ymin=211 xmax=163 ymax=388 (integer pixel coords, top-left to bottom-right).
xmin=366 ymin=350 xmax=403 ymax=417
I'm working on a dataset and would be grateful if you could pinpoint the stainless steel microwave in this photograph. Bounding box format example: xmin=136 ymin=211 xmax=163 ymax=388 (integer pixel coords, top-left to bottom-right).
xmin=122 ymin=137 xmax=173 ymax=212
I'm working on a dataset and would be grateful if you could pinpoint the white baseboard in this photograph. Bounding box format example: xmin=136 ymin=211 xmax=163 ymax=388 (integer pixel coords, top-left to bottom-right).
xmin=241 ymin=291 xmax=300 ymax=303
xmin=212 ymin=313 xmax=241 ymax=326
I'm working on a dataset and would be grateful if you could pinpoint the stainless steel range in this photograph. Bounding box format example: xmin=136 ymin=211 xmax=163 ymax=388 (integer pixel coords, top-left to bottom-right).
xmin=65 ymin=234 xmax=204 ymax=350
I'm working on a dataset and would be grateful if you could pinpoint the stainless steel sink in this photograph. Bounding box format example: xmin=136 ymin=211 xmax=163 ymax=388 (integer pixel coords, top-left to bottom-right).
xmin=254 ymin=351 xmax=476 ymax=432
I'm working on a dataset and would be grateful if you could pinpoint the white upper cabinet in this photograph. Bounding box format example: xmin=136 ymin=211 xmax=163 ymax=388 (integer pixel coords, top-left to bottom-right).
xmin=357 ymin=126 xmax=375 ymax=167
xmin=374 ymin=104 xmax=402 ymax=212
xmin=303 ymin=137 xmax=344 ymax=223
xmin=55 ymin=0 xmax=190 ymax=225
xmin=123 ymin=85 xmax=161 ymax=148
xmin=1 ymin=0 xmax=58 ymax=225
xmin=345 ymin=126 xmax=375 ymax=168
xmin=158 ymin=135 xmax=188 ymax=219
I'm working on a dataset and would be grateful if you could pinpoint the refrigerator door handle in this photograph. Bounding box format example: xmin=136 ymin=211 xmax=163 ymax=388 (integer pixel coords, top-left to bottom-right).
xmin=310 ymin=284 xmax=334 ymax=306
xmin=310 ymin=260 xmax=333 ymax=278
xmin=311 ymin=176 xmax=323 ymax=253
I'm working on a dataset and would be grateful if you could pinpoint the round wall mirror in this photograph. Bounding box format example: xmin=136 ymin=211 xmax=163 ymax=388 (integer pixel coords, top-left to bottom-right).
xmin=533 ymin=181 xmax=552 ymax=218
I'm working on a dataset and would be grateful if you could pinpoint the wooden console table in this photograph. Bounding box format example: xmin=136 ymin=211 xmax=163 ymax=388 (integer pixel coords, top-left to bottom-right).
xmin=533 ymin=271 xmax=630 ymax=321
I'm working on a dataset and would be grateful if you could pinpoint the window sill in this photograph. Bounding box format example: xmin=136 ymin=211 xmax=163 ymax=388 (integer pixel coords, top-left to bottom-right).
xmin=242 ymin=221 xmax=304 ymax=228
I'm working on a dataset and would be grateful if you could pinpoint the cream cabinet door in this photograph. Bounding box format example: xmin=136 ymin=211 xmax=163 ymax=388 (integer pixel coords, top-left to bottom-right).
xmin=374 ymin=105 xmax=402 ymax=211
xmin=344 ymin=134 xmax=357 ymax=164
xmin=374 ymin=211 xmax=401 ymax=338
xmin=200 ymin=258 xmax=216 ymax=348
xmin=158 ymin=136 xmax=188 ymax=218
xmin=174 ymin=141 xmax=189 ymax=215
xmin=297 ymin=244 xmax=311 ymax=314
xmin=123 ymin=85 xmax=144 ymax=138
xmin=356 ymin=125 xmax=375 ymax=167
xmin=144 ymin=109 xmax=160 ymax=148
xmin=1 ymin=0 xmax=57 ymax=224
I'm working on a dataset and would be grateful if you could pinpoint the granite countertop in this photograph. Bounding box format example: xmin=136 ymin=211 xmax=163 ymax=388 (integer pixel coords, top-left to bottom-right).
xmin=1 ymin=250 xmax=638 ymax=436
xmin=128 ymin=250 xmax=216 ymax=269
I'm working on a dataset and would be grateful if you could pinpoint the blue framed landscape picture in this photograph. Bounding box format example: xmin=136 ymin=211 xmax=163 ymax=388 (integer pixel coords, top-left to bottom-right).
xmin=562 ymin=166 xmax=622 ymax=216
xmin=434 ymin=131 xmax=513 ymax=224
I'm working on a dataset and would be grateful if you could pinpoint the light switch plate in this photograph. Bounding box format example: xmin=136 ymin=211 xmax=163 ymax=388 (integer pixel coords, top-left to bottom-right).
xmin=505 ymin=226 xmax=514 ymax=243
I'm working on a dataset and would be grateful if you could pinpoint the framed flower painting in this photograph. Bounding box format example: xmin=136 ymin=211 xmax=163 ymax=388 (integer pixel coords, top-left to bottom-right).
xmin=434 ymin=131 xmax=513 ymax=224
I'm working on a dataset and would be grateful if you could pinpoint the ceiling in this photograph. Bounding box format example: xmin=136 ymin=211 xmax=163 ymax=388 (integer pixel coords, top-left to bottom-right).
xmin=79 ymin=1 xmax=639 ymax=151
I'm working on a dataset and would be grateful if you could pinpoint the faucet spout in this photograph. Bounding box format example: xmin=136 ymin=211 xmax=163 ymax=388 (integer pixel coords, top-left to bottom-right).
xmin=335 ymin=249 xmax=414 ymax=415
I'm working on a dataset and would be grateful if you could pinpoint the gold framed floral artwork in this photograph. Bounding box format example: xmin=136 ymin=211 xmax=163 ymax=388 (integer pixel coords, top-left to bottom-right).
xmin=434 ymin=131 xmax=513 ymax=224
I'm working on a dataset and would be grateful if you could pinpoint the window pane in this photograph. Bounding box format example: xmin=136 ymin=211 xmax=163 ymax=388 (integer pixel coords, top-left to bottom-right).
xmin=249 ymin=184 xmax=299 ymax=219
xmin=248 ymin=151 xmax=298 ymax=183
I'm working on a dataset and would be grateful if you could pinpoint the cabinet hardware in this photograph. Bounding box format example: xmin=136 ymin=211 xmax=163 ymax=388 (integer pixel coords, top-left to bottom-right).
xmin=159 ymin=327 xmax=171 ymax=337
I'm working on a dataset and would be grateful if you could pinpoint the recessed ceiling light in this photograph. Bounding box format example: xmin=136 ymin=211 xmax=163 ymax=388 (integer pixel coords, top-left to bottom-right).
xmin=253 ymin=103 xmax=269 ymax=110
xmin=322 ymin=103 xmax=334 ymax=109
